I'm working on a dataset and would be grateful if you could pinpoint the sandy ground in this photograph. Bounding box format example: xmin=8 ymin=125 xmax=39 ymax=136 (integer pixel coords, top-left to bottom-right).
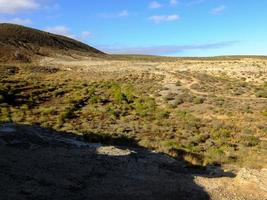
xmin=39 ymin=56 xmax=267 ymax=84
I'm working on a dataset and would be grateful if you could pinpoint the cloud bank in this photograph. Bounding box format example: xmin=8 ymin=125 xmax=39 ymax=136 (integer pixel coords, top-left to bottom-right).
xmin=149 ymin=1 xmax=163 ymax=9
xmin=211 ymin=5 xmax=226 ymax=15
xmin=0 ymin=17 xmax=32 ymax=25
xmin=149 ymin=14 xmax=180 ymax=23
xmin=45 ymin=25 xmax=91 ymax=42
xmin=45 ymin=26 xmax=74 ymax=38
xmin=101 ymin=41 xmax=238 ymax=55
xmin=0 ymin=0 xmax=39 ymax=14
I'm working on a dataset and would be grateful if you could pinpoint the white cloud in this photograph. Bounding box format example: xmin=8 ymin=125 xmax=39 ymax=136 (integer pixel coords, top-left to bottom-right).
xmin=0 ymin=17 xmax=32 ymax=25
xmin=98 ymin=10 xmax=130 ymax=18
xmin=118 ymin=10 xmax=129 ymax=17
xmin=44 ymin=3 xmax=60 ymax=12
xmin=167 ymin=15 xmax=180 ymax=21
xmin=45 ymin=26 xmax=75 ymax=38
xmin=0 ymin=0 xmax=39 ymax=14
xmin=149 ymin=14 xmax=180 ymax=23
xmin=101 ymin=41 xmax=238 ymax=55
xmin=79 ymin=31 xmax=92 ymax=41
xmin=170 ymin=0 xmax=178 ymax=6
xmin=211 ymin=5 xmax=226 ymax=15
xmin=149 ymin=1 xmax=162 ymax=9
xmin=45 ymin=26 xmax=92 ymax=42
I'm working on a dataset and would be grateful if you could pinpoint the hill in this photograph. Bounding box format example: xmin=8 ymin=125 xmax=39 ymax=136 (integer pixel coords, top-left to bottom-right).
xmin=0 ymin=23 xmax=104 ymax=62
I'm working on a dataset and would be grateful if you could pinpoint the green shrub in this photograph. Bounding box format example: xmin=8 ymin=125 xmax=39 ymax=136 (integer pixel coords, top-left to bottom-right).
xmin=204 ymin=147 xmax=225 ymax=165
xmin=241 ymin=136 xmax=260 ymax=147
xmin=114 ymin=90 xmax=127 ymax=103
xmin=175 ymin=81 xmax=182 ymax=86
xmin=176 ymin=110 xmax=197 ymax=122
xmin=122 ymin=84 xmax=135 ymax=103
xmin=56 ymin=117 xmax=64 ymax=128
xmin=193 ymin=97 xmax=205 ymax=104
xmin=192 ymin=133 xmax=209 ymax=144
xmin=107 ymin=106 xmax=121 ymax=119
xmin=109 ymin=83 xmax=134 ymax=103
xmin=174 ymin=97 xmax=184 ymax=105
xmin=21 ymin=104 xmax=29 ymax=111
xmin=215 ymin=97 xmax=225 ymax=106
xmin=211 ymin=128 xmax=231 ymax=140
xmin=11 ymin=110 xmax=25 ymax=122
xmin=162 ymin=140 xmax=182 ymax=150
xmin=134 ymin=97 xmax=156 ymax=117
xmin=163 ymin=93 xmax=176 ymax=101
xmin=0 ymin=95 xmax=4 ymax=103
xmin=262 ymin=110 xmax=267 ymax=117
xmin=89 ymin=95 xmax=100 ymax=104
xmin=58 ymin=106 xmax=75 ymax=122
xmin=156 ymin=110 xmax=170 ymax=119
xmin=0 ymin=107 xmax=10 ymax=121
xmin=255 ymin=90 xmax=267 ymax=98
xmin=40 ymin=107 xmax=57 ymax=116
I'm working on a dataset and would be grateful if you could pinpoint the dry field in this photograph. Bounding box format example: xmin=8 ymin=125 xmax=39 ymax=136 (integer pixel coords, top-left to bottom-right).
xmin=1 ymin=55 xmax=267 ymax=168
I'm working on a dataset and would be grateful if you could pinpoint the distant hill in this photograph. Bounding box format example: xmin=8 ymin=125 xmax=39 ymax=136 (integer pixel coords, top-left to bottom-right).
xmin=0 ymin=23 xmax=105 ymax=62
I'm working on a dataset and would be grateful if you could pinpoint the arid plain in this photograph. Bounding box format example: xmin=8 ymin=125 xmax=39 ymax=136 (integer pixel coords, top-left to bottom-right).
xmin=0 ymin=24 xmax=267 ymax=199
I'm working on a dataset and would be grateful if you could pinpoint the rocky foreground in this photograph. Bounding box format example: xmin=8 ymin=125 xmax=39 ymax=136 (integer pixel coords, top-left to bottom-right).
xmin=0 ymin=123 xmax=266 ymax=200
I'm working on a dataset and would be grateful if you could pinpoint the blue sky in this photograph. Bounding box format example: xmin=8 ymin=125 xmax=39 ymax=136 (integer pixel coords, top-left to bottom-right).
xmin=0 ymin=0 xmax=267 ymax=56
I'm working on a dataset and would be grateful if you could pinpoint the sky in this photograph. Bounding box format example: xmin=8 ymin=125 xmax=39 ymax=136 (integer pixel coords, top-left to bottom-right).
xmin=0 ymin=0 xmax=267 ymax=56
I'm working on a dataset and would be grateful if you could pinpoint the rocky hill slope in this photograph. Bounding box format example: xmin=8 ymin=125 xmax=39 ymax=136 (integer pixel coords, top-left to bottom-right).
xmin=0 ymin=23 xmax=104 ymax=62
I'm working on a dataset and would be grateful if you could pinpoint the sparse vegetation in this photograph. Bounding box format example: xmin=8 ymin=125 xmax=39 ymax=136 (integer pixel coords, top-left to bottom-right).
xmin=0 ymin=55 xmax=266 ymax=168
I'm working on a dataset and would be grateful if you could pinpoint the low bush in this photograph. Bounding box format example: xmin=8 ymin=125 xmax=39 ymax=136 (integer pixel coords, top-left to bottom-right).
xmin=174 ymin=97 xmax=184 ymax=105
xmin=204 ymin=147 xmax=225 ymax=165
xmin=241 ymin=136 xmax=260 ymax=147
xmin=255 ymin=90 xmax=267 ymax=98
xmin=163 ymin=93 xmax=176 ymax=101
xmin=156 ymin=110 xmax=170 ymax=119
xmin=193 ymin=96 xmax=205 ymax=104
xmin=175 ymin=80 xmax=182 ymax=86
xmin=262 ymin=110 xmax=267 ymax=117
xmin=134 ymin=97 xmax=156 ymax=117
xmin=0 ymin=95 xmax=4 ymax=103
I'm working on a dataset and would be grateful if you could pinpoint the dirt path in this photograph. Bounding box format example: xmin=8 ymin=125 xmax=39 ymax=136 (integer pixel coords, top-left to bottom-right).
xmin=39 ymin=56 xmax=266 ymax=102
xmin=155 ymin=67 xmax=267 ymax=101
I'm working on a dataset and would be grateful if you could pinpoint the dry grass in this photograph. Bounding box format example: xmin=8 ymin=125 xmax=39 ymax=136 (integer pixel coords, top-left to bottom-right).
xmin=0 ymin=55 xmax=266 ymax=168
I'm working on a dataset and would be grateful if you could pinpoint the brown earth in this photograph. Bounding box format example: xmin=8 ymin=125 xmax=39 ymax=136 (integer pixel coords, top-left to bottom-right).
xmin=0 ymin=23 xmax=105 ymax=62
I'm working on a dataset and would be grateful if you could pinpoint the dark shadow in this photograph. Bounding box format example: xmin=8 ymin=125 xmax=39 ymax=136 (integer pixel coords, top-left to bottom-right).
xmin=0 ymin=123 xmax=234 ymax=200
xmin=167 ymin=148 xmax=236 ymax=178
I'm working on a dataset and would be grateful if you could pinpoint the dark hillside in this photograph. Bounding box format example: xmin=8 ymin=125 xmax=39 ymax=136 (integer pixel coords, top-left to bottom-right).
xmin=0 ymin=23 xmax=104 ymax=62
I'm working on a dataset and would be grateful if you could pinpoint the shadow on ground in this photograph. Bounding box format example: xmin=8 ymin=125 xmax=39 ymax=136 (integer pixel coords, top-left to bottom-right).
xmin=0 ymin=123 xmax=235 ymax=200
